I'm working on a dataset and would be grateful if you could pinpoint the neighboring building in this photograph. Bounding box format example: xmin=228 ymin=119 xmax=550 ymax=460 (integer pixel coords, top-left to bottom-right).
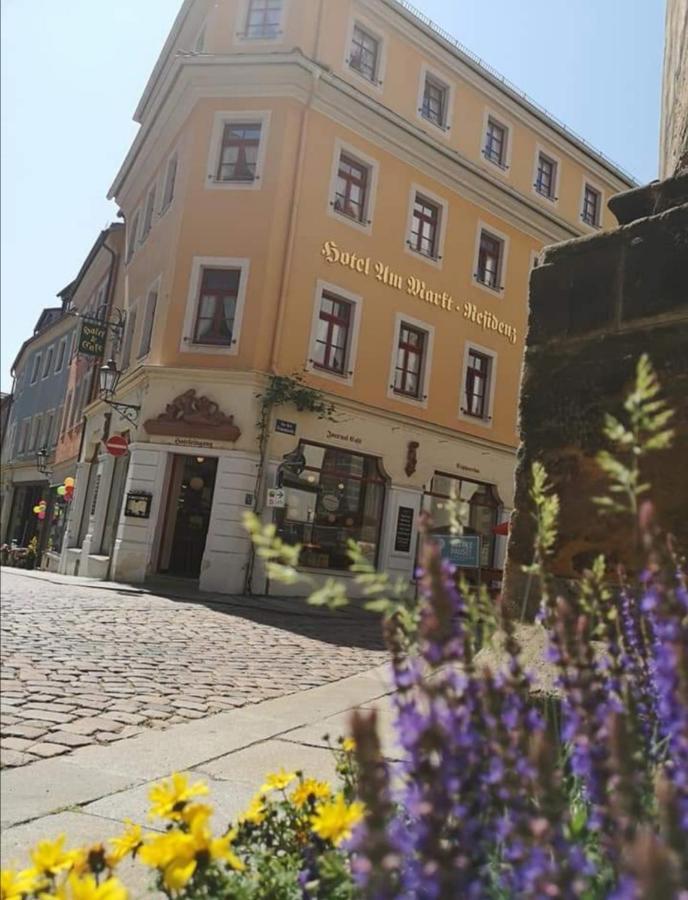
xmin=0 ymin=392 xmax=12 ymax=450
xmin=1 ymin=307 xmax=76 ymax=550
xmin=659 ymin=0 xmax=688 ymax=178
xmin=67 ymin=0 xmax=634 ymax=594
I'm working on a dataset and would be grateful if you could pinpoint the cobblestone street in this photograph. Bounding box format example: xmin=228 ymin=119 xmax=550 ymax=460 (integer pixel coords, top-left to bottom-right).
xmin=0 ymin=570 xmax=386 ymax=769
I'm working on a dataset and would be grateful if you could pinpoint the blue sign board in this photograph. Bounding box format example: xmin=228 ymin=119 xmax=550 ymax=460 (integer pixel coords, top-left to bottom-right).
xmin=436 ymin=534 xmax=481 ymax=568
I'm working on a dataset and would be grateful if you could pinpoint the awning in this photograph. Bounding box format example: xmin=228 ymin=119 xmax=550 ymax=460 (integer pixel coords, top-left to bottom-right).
xmin=492 ymin=521 xmax=509 ymax=536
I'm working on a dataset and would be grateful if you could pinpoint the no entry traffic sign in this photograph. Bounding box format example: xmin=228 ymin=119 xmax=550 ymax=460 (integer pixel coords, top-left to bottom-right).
xmin=104 ymin=435 xmax=129 ymax=457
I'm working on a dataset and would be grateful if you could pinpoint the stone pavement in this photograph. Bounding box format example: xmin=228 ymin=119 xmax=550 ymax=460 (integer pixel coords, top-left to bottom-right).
xmin=0 ymin=658 xmax=395 ymax=889
xmin=0 ymin=568 xmax=386 ymax=769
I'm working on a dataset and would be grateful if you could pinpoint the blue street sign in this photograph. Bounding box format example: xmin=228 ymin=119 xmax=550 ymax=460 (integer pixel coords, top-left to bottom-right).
xmin=435 ymin=534 xmax=481 ymax=568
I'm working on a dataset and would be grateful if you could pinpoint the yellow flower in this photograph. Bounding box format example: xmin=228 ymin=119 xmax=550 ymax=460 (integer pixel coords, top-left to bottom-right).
xmin=107 ymin=822 xmax=143 ymax=865
xmin=259 ymin=768 xmax=296 ymax=793
xmin=291 ymin=779 xmax=332 ymax=808
xmin=1 ymin=868 xmax=44 ymax=900
xmin=139 ymin=807 xmax=244 ymax=892
xmin=237 ymin=794 xmax=267 ymax=826
xmin=311 ymin=793 xmax=364 ymax=845
xmin=61 ymin=873 xmax=127 ymax=900
xmin=341 ymin=738 xmax=356 ymax=753
xmin=30 ymin=836 xmax=79 ymax=877
xmin=148 ymin=773 xmax=209 ymax=821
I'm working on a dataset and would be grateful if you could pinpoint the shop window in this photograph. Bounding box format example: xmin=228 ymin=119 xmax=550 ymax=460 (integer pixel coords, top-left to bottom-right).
xmin=426 ymin=473 xmax=501 ymax=568
xmin=484 ymin=116 xmax=508 ymax=168
xmin=476 ymin=229 xmax=504 ymax=290
xmin=462 ymin=347 xmax=493 ymax=420
xmin=244 ymin=0 xmax=283 ymax=39
xmin=409 ymin=193 xmax=441 ymax=260
xmin=334 ymin=152 xmax=370 ymax=224
xmin=349 ymin=23 xmax=380 ymax=83
xmin=216 ymin=122 xmax=262 ymax=183
xmin=421 ymin=73 xmax=449 ymax=128
xmin=535 ymin=151 xmax=558 ymax=200
xmin=161 ymin=153 xmax=178 ymax=212
xmin=193 ymin=268 xmax=240 ymax=346
xmin=393 ymin=323 xmax=427 ymax=399
xmin=582 ymin=183 xmax=601 ymax=227
xmin=275 ymin=442 xmax=387 ymax=570
xmin=312 ymin=291 xmax=353 ymax=376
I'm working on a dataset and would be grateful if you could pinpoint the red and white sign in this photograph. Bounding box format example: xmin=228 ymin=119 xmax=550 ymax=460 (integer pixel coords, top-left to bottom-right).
xmin=104 ymin=435 xmax=129 ymax=457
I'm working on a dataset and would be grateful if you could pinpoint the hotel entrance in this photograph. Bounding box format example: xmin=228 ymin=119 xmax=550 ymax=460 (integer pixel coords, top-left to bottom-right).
xmin=158 ymin=455 xmax=218 ymax=578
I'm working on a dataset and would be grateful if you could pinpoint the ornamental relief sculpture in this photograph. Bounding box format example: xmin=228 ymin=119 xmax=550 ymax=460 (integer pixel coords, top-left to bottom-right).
xmin=143 ymin=389 xmax=241 ymax=443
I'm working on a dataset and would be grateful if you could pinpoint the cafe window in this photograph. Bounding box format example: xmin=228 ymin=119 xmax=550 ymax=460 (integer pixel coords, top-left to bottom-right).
xmin=275 ymin=442 xmax=387 ymax=571
xmin=426 ymin=473 xmax=501 ymax=568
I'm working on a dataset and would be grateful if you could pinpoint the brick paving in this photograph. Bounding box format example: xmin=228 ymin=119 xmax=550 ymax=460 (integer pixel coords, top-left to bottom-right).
xmin=0 ymin=570 xmax=386 ymax=769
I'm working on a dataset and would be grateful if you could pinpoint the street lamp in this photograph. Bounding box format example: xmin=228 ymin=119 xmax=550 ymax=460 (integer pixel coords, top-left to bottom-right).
xmin=98 ymin=358 xmax=141 ymax=425
xmin=35 ymin=446 xmax=51 ymax=477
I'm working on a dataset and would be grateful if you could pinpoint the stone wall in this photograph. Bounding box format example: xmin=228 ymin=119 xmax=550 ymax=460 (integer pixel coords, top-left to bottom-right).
xmin=660 ymin=0 xmax=688 ymax=177
xmin=504 ymin=174 xmax=688 ymax=616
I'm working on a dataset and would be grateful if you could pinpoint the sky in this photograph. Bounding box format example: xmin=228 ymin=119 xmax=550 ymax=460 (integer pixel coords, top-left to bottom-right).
xmin=0 ymin=0 xmax=666 ymax=393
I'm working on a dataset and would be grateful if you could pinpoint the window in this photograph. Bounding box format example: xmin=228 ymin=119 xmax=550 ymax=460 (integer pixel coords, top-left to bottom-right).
xmin=275 ymin=443 xmax=387 ymax=570
xmin=312 ymin=291 xmax=353 ymax=375
xmin=64 ymin=390 xmax=74 ymax=433
xmin=476 ymin=230 xmax=504 ymax=290
xmin=244 ymin=0 xmax=282 ymax=39
xmin=484 ymin=117 xmax=507 ymax=168
xmin=582 ymin=183 xmax=602 ymax=227
xmin=421 ymin=74 xmax=448 ymax=128
xmin=161 ymin=154 xmax=178 ymax=212
xmin=138 ymin=287 xmax=158 ymax=358
xmin=349 ymin=24 xmax=380 ymax=83
xmin=216 ymin=122 xmax=261 ymax=183
xmin=42 ymin=346 xmax=55 ymax=379
xmin=535 ymin=151 xmax=557 ymax=200
xmin=141 ymin=185 xmax=157 ymax=241
xmin=393 ymin=323 xmax=426 ymax=398
xmin=29 ymin=415 xmax=42 ymax=451
xmin=44 ymin=411 xmax=55 ymax=449
xmin=126 ymin=210 xmax=140 ymax=262
xmin=121 ymin=304 xmax=138 ymax=369
xmin=55 ymin=338 xmax=67 ymax=374
xmin=18 ymin=419 xmax=30 ymax=454
xmin=463 ymin=348 xmax=492 ymax=419
xmin=409 ymin=193 xmax=441 ymax=259
xmin=193 ymin=268 xmax=240 ymax=346
xmin=426 ymin=473 xmax=501 ymax=568
xmin=30 ymin=353 xmax=42 ymax=384
xmin=334 ymin=153 xmax=369 ymax=223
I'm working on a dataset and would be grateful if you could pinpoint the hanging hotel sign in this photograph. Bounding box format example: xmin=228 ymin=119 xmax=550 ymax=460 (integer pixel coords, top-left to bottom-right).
xmin=321 ymin=240 xmax=518 ymax=345
xmin=78 ymin=319 xmax=108 ymax=357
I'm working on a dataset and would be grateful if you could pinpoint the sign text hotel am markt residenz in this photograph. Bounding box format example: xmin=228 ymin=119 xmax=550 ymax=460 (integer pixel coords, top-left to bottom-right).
xmin=321 ymin=240 xmax=518 ymax=345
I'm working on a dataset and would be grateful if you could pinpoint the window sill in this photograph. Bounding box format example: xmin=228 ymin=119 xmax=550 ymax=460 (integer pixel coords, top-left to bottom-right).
xmin=404 ymin=243 xmax=443 ymax=269
xmin=388 ymin=386 xmax=428 ymax=409
xmin=205 ymin=176 xmax=261 ymax=191
xmin=180 ymin=339 xmax=239 ymax=356
xmin=458 ymin=409 xmax=493 ymax=429
xmin=532 ymin=187 xmax=558 ymax=204
xmin=328 ymin=203 xmax=373 ymax=235
xmin=472 ymin=276 xmax=504 ymax=297
xmin=417 ymin=111 xmax=452 ymax=137
xmin=345 ymin=64 xmax=384 ymax=92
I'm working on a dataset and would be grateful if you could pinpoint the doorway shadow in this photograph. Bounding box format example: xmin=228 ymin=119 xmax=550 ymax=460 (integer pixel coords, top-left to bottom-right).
xmin=143 ymin=576 xmax=387 ymax=652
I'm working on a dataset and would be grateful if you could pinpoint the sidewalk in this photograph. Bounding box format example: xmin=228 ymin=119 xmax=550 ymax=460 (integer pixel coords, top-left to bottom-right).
xmin=1 ymin=661 xmax=395 ymax=884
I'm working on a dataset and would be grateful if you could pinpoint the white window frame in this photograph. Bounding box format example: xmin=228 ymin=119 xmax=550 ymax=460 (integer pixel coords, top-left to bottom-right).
xmin=234 ymin=0 xmax=288 ymax=45
xmin=126 ymin=208 xmax=141 ymax=263
xmin=160 ymin=150 xmax=179 ymax=215
xmin=386 ymin=313 xmax=434 ymax=409
xmin=205 ymin=110 xmax=271 ymax=191
xmin=18 ymin=418 xmax=30 ymax=454
xmin=481 ymin=108 xmax=512 ymax=175
xmin=344 ymin=16 xmax=387 ymax=93
xmin=30 ymin=352 xmax=42 ymax=384
xmin=416 ymin=63 xmax=454 ymax=137
xmin=29 ymin=414 xmax=42 ymax=451
xmin=43 ymin=410 xmax=55 ymax=449
xmin=532 ymin=144 xmax=561 ymax=205
xmin=404 ymin=183 xmax=449 ymax=270
xmin=138 ymin=275 xmax=161 ymax=360
xmin=140 ymin=183 xmax=157 ymax=243
xmin=305 ymin=279 xmax=363 ymax=388
xmin=327 ymin=138 xmax=379 ymax=236
xmin=42 ymin=345 xmax=55 ymax=380
xmin=580 ymin=178 xmax=605 ymax=231
xmin=472 ymin=220 xmax=510 ymax=296
xmin=458 ymin=342 xmax=498 ymax=428
xmin=181 ymin=256 xmax=251 ymax=357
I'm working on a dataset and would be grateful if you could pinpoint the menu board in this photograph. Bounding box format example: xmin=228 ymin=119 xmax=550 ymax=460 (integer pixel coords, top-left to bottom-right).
xmin=394 ymin=506 xmax=415 ymax=553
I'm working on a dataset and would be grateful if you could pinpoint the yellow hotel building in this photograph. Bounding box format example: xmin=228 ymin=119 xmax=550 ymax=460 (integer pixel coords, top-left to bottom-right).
xmin=63 ymin=0 xmax=634 ymax=593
